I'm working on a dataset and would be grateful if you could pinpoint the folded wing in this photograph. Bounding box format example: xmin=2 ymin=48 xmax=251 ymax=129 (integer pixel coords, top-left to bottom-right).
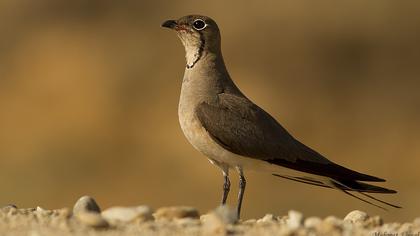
xmin=195 ymin=93 xmax=384 ymax=182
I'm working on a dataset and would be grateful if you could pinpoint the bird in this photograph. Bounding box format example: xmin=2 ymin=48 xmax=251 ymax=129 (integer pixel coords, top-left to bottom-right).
xmin=161 ymin=15 xmax=400 ymax=219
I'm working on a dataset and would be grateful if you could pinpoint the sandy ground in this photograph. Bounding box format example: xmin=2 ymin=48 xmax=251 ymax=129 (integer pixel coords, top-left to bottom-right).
xmin=1 ymin=196 xmax=419 ymax=236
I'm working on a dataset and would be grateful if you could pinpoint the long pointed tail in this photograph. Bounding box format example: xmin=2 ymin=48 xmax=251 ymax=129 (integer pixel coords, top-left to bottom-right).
xmin=272 ymin=174 xmax=401 ymax=210
xmin=330 ymin=178 xmax=402 ymax=209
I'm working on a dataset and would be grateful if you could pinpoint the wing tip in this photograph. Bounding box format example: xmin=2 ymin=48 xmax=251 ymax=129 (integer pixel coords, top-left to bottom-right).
xmin=361 ymin=175 xmax=386 ymax=182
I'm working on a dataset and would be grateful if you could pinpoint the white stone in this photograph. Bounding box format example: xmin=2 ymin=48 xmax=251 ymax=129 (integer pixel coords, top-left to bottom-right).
xmin=287 ymin=210 xmax=303 ymax=229
xmin=304 ymin=216 xmax=322 ymax=228
xmin=102 ymin=206 xmax=153 ymax=224
xmin=344 ymin=210 xmax=369 ymax=224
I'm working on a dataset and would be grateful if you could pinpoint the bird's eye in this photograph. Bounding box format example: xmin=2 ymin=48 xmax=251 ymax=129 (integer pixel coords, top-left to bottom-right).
xmin=193 ymin=19 xmax=206 ymax=30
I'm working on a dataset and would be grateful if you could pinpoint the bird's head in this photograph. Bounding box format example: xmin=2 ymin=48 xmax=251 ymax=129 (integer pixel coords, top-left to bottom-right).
xmin=162 ymin=15 xmax=221 ymax=69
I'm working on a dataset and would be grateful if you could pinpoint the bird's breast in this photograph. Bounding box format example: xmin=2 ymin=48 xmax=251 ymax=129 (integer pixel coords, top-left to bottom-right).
xmin=177 ymin=77 xmax=271 ymax=171
xmin=178 ymin=79 xmax=217 ymax=158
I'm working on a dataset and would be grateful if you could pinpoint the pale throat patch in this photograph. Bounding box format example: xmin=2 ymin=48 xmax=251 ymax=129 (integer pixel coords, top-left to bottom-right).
xmin=177 ymin=32 xmax=204 ymax=69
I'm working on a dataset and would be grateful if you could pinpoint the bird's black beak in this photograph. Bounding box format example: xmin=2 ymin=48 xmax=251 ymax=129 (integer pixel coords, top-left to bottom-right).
xmin=161 ymin=20 xmax=177 ymax=29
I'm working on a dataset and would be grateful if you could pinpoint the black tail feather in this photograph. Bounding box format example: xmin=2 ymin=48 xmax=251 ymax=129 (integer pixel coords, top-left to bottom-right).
xmin=272 ymin=173 xmax=401 ymax=210
xmin=333 ymin=179 xmax=397 ymax=194
xmin=331 ymin=179 xmax=401 ymax=209
xmin=340 ymin=189 xmax=388 ymax=211
xmin=272 ymin=174 xmax=333 ymax=189
xmin=359 ymin=191 xmax=402 ymax=209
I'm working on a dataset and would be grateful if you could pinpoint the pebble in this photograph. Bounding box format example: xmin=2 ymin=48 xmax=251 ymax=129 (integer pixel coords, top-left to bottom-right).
xmin=2 ymin=204 xmax=17 ymax=209
xmin=75 ymin=212 xmax=109 ymax=228
xmin=101 ymin=206 xmax=153 ymax=224
xmin=175 ymin=218 xmax=201 ymax=227
xmin=380 ymin=222 xmax=401 ymax=232
xmin=324 ymin=216 xmax=343 ymax=226
xmin=201 ymin=214 xmax=226 ymax=235
xmin=243 ymin=219 xmax=257 ymax=225
xmin=318 ymin=216 xmax=343 ymax=234
xmin=304 ymin=216 xmax=322 ymax=228
xmin=35 ymin=206 xmax=54 ymax=218
xmin=413 ymin=217 xmax=420 ymax=226
xmin=153 ymin=206 xmax=199 ymax=221
xmin=200 ymin=205 xmax=237 ymax=235
xmin=398 ymin=223 xmax=413 ymax=233
xmin=1 ymin=204 xmax=18 ymax=213
xmin=344 ymin=210 xmax=369 ymax=224
xmin=287 ymin=210 xmax=303 ymax=230
xmin=73 ymin=196 xmax=101 ymax=215
xmin=36 ymin=206 xmax=45 ymax=212
xmin=364 ymin=215 xmax=383 ymax=228
xmin=6 ymin=207 xmax=18 ymax=216
xmin=53 ymin=208 xmax=72 ymax=219
xmin=213 ymin=205 xmax=237 ymax=224
xmin=257 ymin=214 xmax=277 ymax=224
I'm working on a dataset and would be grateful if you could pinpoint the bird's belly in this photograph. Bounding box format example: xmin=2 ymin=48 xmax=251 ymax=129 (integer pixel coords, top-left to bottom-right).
xmin=178 ymin=109 xmax=273 ymax=171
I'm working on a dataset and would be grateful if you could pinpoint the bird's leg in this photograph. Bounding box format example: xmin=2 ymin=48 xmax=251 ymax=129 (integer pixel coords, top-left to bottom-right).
xmin=236 ymin=167 xmax=246 ymax=219
xmin=221 ymin=169 xmax=230 ymax=205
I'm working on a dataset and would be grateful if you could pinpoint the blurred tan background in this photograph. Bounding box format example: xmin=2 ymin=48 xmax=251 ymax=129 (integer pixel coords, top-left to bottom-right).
xmin=0 ymin=0 xmax=419 ymax=222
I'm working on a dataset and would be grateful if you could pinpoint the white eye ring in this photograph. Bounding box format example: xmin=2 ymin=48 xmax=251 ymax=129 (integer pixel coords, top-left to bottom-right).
xmin=192 ymin=19 xmax=207 ymax=30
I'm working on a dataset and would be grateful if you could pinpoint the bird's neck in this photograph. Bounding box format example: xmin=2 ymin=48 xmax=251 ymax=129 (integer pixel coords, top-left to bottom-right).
xmin=184 ymin=50 xmax=226 ymax=80
xmin=183 ymin=40 xmax=205 ymax=69
xmin=182 ymin=50 xmax=243 ymax=97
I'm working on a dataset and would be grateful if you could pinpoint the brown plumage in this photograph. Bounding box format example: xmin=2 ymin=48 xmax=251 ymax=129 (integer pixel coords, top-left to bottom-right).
xmin=162 ymin=14 xmax=401 ymax=219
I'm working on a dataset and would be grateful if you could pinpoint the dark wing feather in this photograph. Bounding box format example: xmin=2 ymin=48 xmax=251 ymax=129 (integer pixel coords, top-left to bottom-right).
xmin=195 ymin=93 xmax=384 ymax=182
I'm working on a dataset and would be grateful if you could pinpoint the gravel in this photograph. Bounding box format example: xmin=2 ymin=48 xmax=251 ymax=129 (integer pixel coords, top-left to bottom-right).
xmin=0 ymin=196 xmax=418 ymax=236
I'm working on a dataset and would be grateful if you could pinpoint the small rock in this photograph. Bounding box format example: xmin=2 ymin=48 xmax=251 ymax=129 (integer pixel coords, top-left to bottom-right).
xmin=324 ymin=216 xmax=343 ymax=226
xmin=319 ymin=216 xmax=343 ymax=234
xmin=243 ymin=219 xmax=257 ymax=225
xmin=398 ymin=223 xmax=413 ymax=233
xmin=53 ymin=208 xmax=72 ymax=219
xmin=154 ymin=206 xmax=199 ymax=221
xmin=287 ymin=210 xmax=303 ymax=230
xmin=364 ymin=215 xmax=383 ymax=228
xmin=344 ymin=210 xmax=369 ymax=224
xmin=201 ymin=214 xmax=225 ymax=235
xmin=277 ymin=215 xmax=289 ymax=225
xmin=2 ymin=204 xmax=17 ymax=209
xmin=304 ymin=217 xmax=322 ymax=228
xmin=1 ymin=204 xmax=17 ymax=213
xmin=175 ymin=218 xmax=201 ymax=227
xmin=102 ymin=206 xmax=153 ymax=224
xmin=6 ymin=207 xmax=18 ymax=216
xmin=257 ymin=214 xmax=277 ymax=224
xmin=200 ymin=206 xmax=237 ymax=235
xmin=379 ymin=222 xmax=401 ymax=232
xmin=413 ymin=218 xmax=420 ymax=226
xmin=213 ymin=205 xmax=237 ymax=224
xmin=35 ymin=206 xmax=53 ymax=218
xmin=73 ymin=196 xmax=101 ymax=215
xmin=76 ymin=212 xmax=109 ymax=228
